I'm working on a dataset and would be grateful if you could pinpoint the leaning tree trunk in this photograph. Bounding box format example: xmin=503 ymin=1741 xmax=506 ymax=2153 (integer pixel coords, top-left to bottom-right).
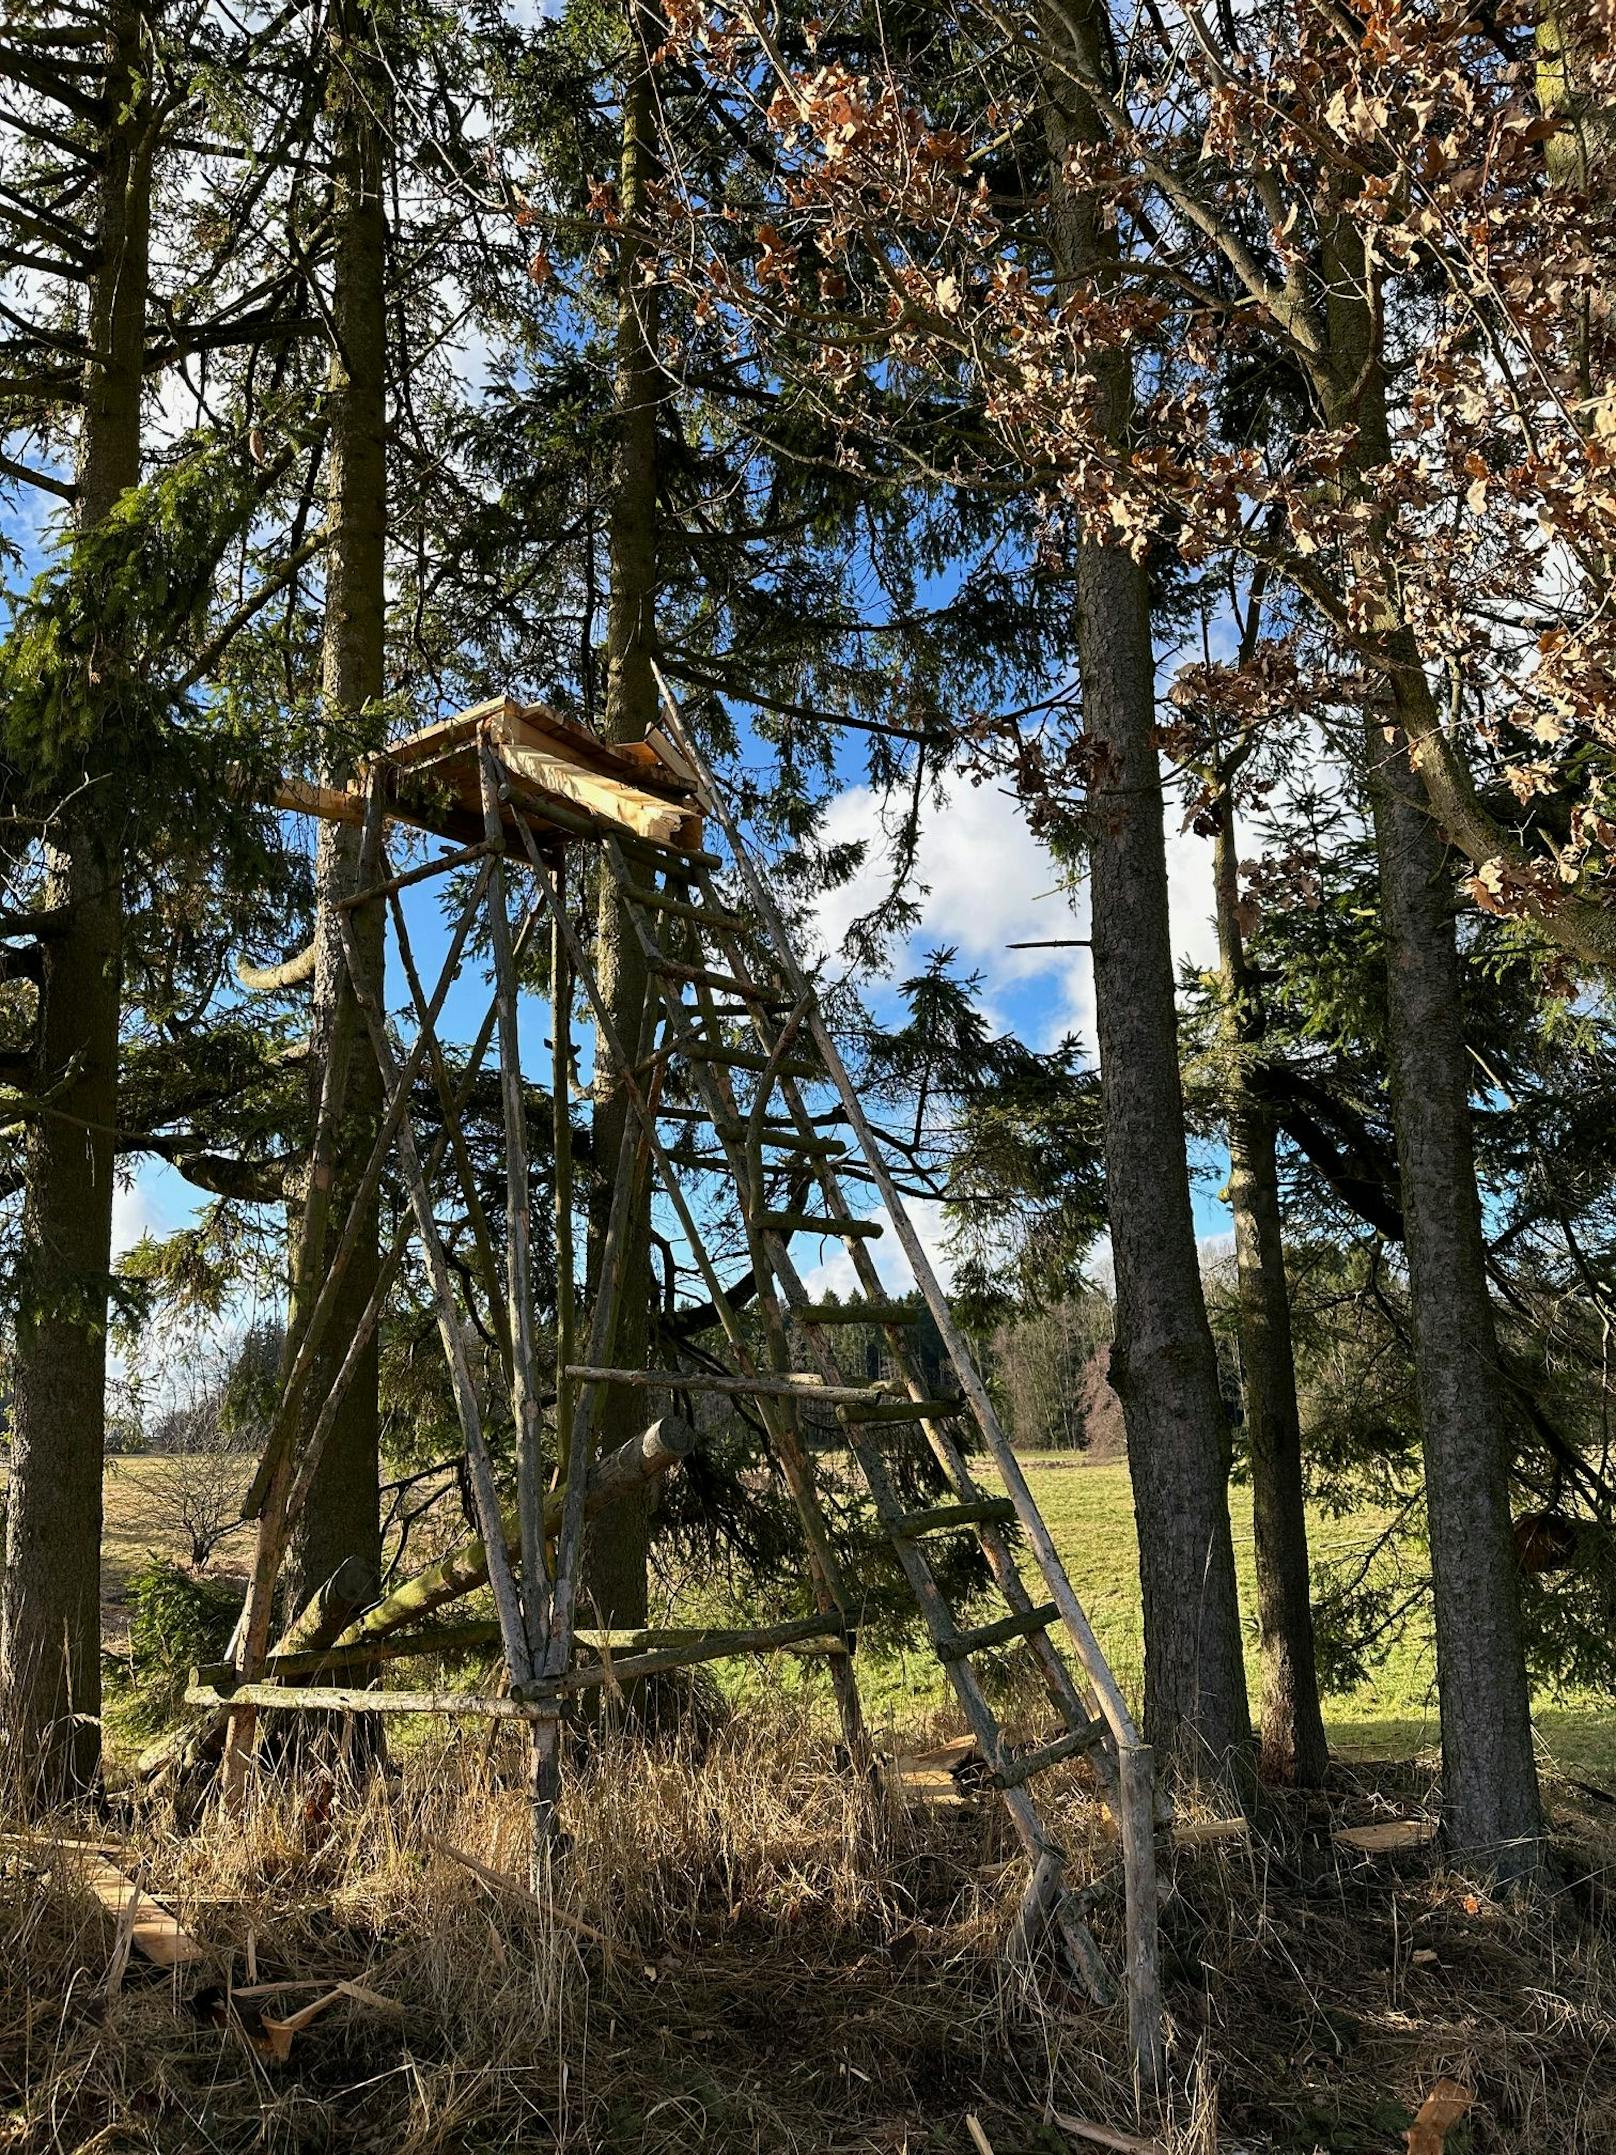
xmin=1038 ymin=0 xmax=1250 ymax=1785
xmin=283 ymin=0 xmax=389 ymax=1640
xmin=0 ymin=0 xmax=151 ymax=1811
xmin=1213 ymin=799 xmax=1329 ymax=1787
xmin=585 ymin=0 xmax=665 ymax=1631
xmin=1318 ymin=214 xmax=1545 ymax=1879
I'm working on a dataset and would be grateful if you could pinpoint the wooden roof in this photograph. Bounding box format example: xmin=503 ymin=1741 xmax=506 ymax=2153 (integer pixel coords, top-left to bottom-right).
xmin=270 ymin=696 xmax=704 ymax=853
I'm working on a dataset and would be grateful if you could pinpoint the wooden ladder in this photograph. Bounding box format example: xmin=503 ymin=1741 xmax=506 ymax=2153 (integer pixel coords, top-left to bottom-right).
xmin=501 ymin=689 xmax=1166 ymax=2086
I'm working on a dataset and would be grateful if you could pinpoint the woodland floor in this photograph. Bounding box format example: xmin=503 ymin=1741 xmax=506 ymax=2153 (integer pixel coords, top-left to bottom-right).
xmin=0 ymin=1453 xmax=1606 ymax=2150
xmin=3 ymin=1710 xmax=1614 ymax=2153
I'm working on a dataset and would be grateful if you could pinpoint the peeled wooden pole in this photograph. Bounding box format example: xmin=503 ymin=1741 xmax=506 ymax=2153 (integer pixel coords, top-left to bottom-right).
xmin=332 ymin=906 xmax=533 ymax=1695
xmin=330 ymin=1417 xmax=695 ymax=1651
xmin=479 ymin=746 xmax=548 ymax=1666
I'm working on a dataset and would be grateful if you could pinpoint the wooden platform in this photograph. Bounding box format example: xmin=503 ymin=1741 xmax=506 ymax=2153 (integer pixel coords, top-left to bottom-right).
xmin=270 ymin=696 xmax=704 ymax=853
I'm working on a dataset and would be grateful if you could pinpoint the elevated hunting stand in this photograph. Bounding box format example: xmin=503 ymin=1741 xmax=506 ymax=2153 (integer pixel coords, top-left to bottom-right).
xmin=195 ymin=682 xmax=1166 ymax=2084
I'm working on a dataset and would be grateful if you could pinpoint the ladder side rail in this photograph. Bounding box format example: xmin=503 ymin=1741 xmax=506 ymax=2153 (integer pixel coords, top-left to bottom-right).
xmin=668 ymin=877 xmax=1116 ymax=1780
xmin=654 ymin=693 xmax=1142 ymax=1756
xmin=615 ymin=855 xmax=1117 ymax=2010
xmin=623 ymin=904 xmax=1085 ymax=1818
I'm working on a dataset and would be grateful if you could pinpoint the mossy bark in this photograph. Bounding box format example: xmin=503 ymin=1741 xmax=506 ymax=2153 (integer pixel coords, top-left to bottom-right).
xmin=284 ymin=0 xmax=389 ymax=1633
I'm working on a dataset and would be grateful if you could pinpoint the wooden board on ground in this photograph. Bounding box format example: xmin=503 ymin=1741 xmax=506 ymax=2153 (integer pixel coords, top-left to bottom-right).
xmin=1405 ymin=2079 xmax=1471 ymax=2154
xmin=67 ymin=1846 xmax=207 ymax=1970
xmin=1333 ymin=1819 xmax=1438 ymax=1854
xmin=1170 ymin=1815 xmax=1250 ymax=1848
xmin=889 ymin=1734 xmax=983 ymax=1814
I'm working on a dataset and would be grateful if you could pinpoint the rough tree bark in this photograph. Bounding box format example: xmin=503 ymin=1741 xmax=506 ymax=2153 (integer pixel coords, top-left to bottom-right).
xmin=1038 ymin=0 xmax=1250 ymax=1784
xmin=1 ymin=0 xmax=152 ymax=1809
xmin=1320 ymin=216 xmax=1545 ymax=1878
xmin=585 ymin=0 xmax=665 ymax=1631
xmin=283 ymin=0 xmax=388 ymax=1629
xmin=1212 ymin=793 xmax=1329 ymax=1787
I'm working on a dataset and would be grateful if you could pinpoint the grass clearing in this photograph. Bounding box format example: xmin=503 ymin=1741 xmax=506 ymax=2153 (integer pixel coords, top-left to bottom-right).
xmin=85 ymin=1449 xmax=1615 ymax=1782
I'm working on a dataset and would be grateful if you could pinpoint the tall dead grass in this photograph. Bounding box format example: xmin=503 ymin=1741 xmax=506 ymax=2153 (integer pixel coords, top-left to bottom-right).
xmin=1 ymin=1703 xmax=1612 ymax=2152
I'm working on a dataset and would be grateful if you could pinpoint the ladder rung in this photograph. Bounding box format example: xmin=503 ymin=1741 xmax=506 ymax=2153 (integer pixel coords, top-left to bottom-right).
xmin=988 ymin=1723 xmax=1107 ymax=1788
xmin=689 ymin=1045 xmax=822 ymax=1080
xmin=937 ymin=1602 xmax=1059 ymax=1662
xmin=711 ymin=1121 xmax=844 ymax=1156
xmin=564 ymin=1362 xmax=890 ymax=1405
xmin=648 ymin=958 xmax=790 ymax=1006
xmin=518 ymin=1614 xmax=855 ymax=1698
xmin=621 ymin=882 xmax=749 ymax=931
xmin=797 ymin=1300 xmax=920 ymax=1326
xmin=838 ymin=1394 xmax=963 ymax=1425
xmin=889 ymin=1497 xmax=1017 ymax=1537
xmin=616 ymin=832 xmax=725 ymax=873
xmin=764 ymin=1210 xmax=880 ymax=1239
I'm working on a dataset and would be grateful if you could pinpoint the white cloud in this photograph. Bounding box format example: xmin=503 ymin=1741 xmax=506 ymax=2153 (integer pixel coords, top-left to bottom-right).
xmin=794 ymin=1195 xmax=958 ymax=1301
xmin=111 ymin=1169 xmax=169 ymax=1261
xmin=810 ymin=771 xmax=1221 ymax=1059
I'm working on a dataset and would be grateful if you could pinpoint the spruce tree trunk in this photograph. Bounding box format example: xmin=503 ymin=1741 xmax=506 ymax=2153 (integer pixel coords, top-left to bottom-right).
xmin=1213 ymin=806 xmax=1329 ymax=1786
xmin=1 ymin=0 xmax=151 ymax=1810
xmin=1319 ymin=219 xmax=1545 ymax=1878
xmin=1038 ymin=0 xmax=1250 ymax=1784
xmin=585 ymin=1 xmax=663 ymax=1630
xmin=284 ymin=0 xmax=387 ymax=1630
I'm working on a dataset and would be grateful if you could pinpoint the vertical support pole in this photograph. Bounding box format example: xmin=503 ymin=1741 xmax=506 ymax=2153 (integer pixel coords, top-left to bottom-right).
xmin=331 ymin=905 xmax=534 ymax=1701
xmin=1119 ymin=1743 xmax=1166 ymax=2096
xmin=552 ymin=860 xmax=576 ymax=1486
xmin=478 ymin=746 xmax=548 ymax=1667
xmin=528 ymin=856 xmax=576 ymax=1869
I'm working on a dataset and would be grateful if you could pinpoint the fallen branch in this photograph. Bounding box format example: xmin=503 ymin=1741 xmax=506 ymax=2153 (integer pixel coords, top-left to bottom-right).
xmin=431 ymin=1839 xmax=621 ymax=1961
xmin=1048 ymin=2110 xmax=1166 ymax=2155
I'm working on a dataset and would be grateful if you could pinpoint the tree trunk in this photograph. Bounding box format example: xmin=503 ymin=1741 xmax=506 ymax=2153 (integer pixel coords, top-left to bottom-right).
xmin=1362 ymin=715 xmax=1545 ymax=1877
xmin=1 ymin=0 xmax=151 ymax=1810
xmin=1212 ymin=803 xmax=1329 ymax=1787
xmin=1318 ymin=217 xmax=1545 ymax=1879
xmin=1037 ymin=0 xmax=1250 ymax=1786
xmin=586 ymin=1 xmax=664 ymax=1630
xmin=284 ymin=0 xmax=388 ymax=1632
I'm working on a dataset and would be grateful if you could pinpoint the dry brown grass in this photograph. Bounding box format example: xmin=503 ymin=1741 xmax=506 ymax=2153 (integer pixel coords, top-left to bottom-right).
xmin=1 ymin=1706 xmax=1612 ymax=2153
